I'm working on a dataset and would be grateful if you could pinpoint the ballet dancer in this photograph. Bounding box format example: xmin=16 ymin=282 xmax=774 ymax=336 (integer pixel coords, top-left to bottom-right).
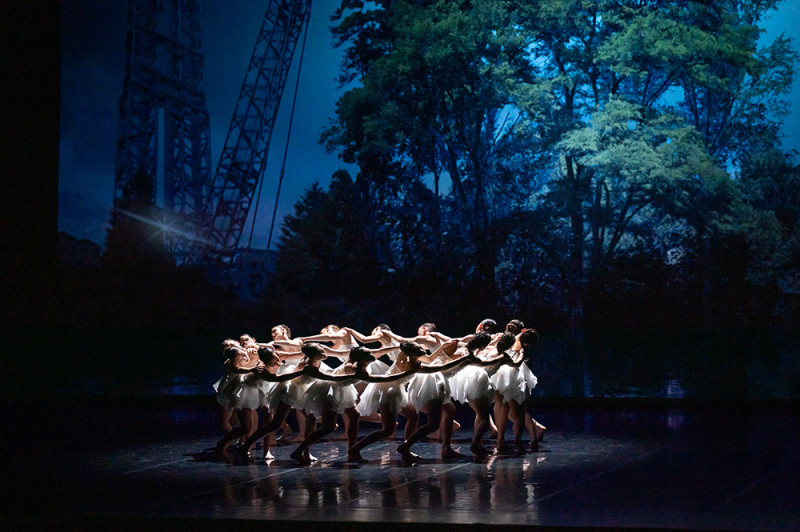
xmin=290 ymin=345 xmax=406 ymax=465
xmin=213 ymin=342 xmax=266 ymax=461
xmin=491 ymin=329 xmax=540 ymax=453
xmin=396 ymin=340 xmax=481 ymax=462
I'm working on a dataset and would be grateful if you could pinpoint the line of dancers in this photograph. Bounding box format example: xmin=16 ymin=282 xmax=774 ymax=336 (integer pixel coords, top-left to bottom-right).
xmin=213 ymin=319 xmax=546 ymax=465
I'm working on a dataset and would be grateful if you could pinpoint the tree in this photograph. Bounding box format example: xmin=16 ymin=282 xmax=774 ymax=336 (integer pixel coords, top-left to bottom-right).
xmin=326 ymin=0 xmax=536 ymax=303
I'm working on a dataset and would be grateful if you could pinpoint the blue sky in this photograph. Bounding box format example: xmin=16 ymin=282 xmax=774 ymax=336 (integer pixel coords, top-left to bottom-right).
xmin=58 ymin=0 xmax=800 ymax=247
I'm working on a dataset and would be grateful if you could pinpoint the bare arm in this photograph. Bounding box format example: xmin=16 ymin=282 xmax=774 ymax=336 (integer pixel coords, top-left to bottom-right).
xmin=251 ymin=366 xmax=305 ymax=382
xmin=275 ymin=349 xmax=305 ymax=361
xmin=302 ymin=366 xmax=357 ymax=382
xmin=317 ymin=344 xmax=350 ymax=359
xmin=429 ymin=331 xmax=453 ymax=342
xmin=419 ymin=354 xmax=477 ymax=373
xmin=343 ymin=327 xmax=382 ymax=345
xmin=359 ymin=369 xmax=416 ymax=383
xmin=300 ymin=328 xmax=347 ymax=343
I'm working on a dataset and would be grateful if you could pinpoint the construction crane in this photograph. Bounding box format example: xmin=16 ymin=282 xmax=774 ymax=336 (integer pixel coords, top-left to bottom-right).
xmin=114 ymin=0 xmax=312 ymax=267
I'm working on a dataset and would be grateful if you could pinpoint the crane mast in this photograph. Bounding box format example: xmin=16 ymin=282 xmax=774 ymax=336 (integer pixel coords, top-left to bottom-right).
xmin=198 ymin=0 xmax=312 ymax=264
xmin=114 ymin=0 xmax=312 ymax=266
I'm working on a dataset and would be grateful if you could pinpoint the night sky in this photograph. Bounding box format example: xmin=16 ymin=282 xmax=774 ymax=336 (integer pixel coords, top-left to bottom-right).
xmin=58 ymin=0 xmax=800 ymax=247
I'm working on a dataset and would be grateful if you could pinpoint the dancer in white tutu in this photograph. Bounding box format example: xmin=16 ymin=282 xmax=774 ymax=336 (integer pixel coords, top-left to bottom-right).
xmin=232 ymin=345 xmax=308 ymax=462
xmin=290 ymin=344 xmax=385 ymax=465
xmin=446 ymin=332 xmax=499 ymax=456
xmin=397 ymin=340 xmax=481 ymax=461
xmin=267 ymin=324 xmax=327 ymax=443
xmin=503 ymin=319 xmax=547 ymax=445
xmin=385 ymin=322 xmax=466 ymax=440
xmin=237 ymin=341 xmax=325 ymax=463
xmin=347 ymin=340 xmax=430 ymax=463
xmin=491 ymin=329 xmax=540 ymax=453
xmin=344 ymin=324 xmax=411 ymax=430
xmin=213 ymin=341 xmax=266 ymax=460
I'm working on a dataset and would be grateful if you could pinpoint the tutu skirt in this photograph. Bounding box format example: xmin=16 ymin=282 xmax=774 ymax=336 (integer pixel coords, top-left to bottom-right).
xmin=302 ymin=379 xmax=358 ymax=417
xmin=357 ymin=375 xmax=411 ymax=416
xmin=214 ymin=373 xmax=264 ymax=410
xmin=406 ymin=371 xmax=451 ymax=409
xmin=285 ymin=374 xmax=314 ymax=410
xmin=490 ymin=363 xmax=537 ymax=405
xmin=448 ymin=364 xmax=494 ymax=403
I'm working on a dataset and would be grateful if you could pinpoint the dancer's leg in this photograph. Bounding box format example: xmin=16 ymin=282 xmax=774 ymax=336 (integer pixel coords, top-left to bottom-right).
xmin=398 ymin=401 xmax=441 ymax=459
xmin=240 ymin=402 xmax=291 ymax=456
xmin=494 ymin=393 xmax=510 ymax=452
xmin=401 ymin=406 xmax=418 ymax=440
xmin=440 ymin=401 xmax=461 ymax=458
xmin=350 ymin=404 xmax=398 ymax=462
xmin=291 ymin=410 xmax=337 ymax=465
xmin=469 ymin=397 xmax=491 ymax=456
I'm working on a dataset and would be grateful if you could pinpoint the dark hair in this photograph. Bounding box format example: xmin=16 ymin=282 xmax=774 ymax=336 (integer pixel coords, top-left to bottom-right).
xmin=477 ymin=319 xmax=498 ymax=334
xmin=301 ymin=342 xmax=325 ymax=359
xmin=349 ymin=346 xmax=375 ymax=364
xmin=466 ymin=331 xmax=492 ymax=353
xmin=274 ymin=324 xmax=291 ymax=337
xmin=519 ymin=328 xmax=540 ymax=346
xmin=257 ymin=345 xmax=278 ymax=365
xmin=376 ymin=324 xmax=392 ymax=331
xmin=419 ymin=322 xmax=436 ymax=332
xmin=400 ymin=340 xmax=426 ymax=359
xmin=505 ymin=319 xmax=524 ymax=335
xmin=496 ymin=332 xmax=516 ymax=353
xmin=223 ymin=345 xmax=241 ymax=360
xmin=222 ymin=338 xmax=239 ymax=350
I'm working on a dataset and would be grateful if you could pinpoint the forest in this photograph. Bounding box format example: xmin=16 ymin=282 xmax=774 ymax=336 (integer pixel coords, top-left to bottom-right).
xmin=43 ymin=0 xmax=800 ymax=400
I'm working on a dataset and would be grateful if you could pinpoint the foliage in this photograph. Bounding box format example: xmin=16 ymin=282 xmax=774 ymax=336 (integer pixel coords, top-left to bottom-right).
xmin=271 ymin=0 xmax=800 ymax=389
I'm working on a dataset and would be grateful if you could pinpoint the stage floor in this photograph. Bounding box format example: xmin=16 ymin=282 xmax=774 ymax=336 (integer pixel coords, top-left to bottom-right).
xmin=2 ymin=400 xmax=798 ymax=530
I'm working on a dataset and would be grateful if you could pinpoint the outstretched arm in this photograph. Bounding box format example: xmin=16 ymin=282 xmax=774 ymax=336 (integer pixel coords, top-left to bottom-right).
xmin=300 ymin=328 xmax=347 ymax=344
xmin=223 ymin=359 xmax=254 ymax=375
xmin=344 ymin=327 xmax=382 ymax=345
xmin=418 ymin=353 xmax=477 ymax=373
xmin=302 ymin=366 xmax=356 ymax=382
xmin=429 ymin=331 xmax=453 ymax=343
xmin=251 ymin=366 xmax=305 ymax=382
xmin=358 ymin=369 xmax=416 ymax=383
xmin=424 ymin=340 xmax=459 ymax=361
xmin=317 ymin=344 xmax=350 ymax=359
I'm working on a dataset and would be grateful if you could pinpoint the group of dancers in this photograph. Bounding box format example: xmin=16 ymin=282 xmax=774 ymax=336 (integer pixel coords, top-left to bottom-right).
xmin=213 ymin=319 xmax=545 ymax=465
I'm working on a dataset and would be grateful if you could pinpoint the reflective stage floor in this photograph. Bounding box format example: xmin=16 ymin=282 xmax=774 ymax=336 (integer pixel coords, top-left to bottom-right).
xmin=2 ymin=399 xmax=798 ymax=531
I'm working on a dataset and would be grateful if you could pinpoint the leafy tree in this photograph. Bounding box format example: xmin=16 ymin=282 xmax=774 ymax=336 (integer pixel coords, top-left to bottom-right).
xmin=323 ymin=0 xmax=797 ymax=347
xmin=326 ymin=0 xmax=536 ymax=302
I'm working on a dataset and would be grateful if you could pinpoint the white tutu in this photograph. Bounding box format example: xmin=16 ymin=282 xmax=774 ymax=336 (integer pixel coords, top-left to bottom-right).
xmin=367 ymin=358 xmax=391 ymax=375
xmin=448 ymin=364 xmax=494 ymax=403
xmin=406 ymin=371 xmax=451 ymax=409
xmin=357 ymin=372 xmax=411 ymax=416
xmin=490 ymin=362 xmax=537 ymax=405
xmin=214 ymin=373 xmax=264 ymax=410
xmin=262 ymin=379 xmax=291 ymax=407
xmin=302 ymin=379 xmax=359 ymax=417
xmin=284 ymin=374 xmax=314 ymax=410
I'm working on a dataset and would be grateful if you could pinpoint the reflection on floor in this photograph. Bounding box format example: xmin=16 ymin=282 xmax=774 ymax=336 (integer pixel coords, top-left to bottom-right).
xmin=2 ymin=400 xmax=798 ymax=531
